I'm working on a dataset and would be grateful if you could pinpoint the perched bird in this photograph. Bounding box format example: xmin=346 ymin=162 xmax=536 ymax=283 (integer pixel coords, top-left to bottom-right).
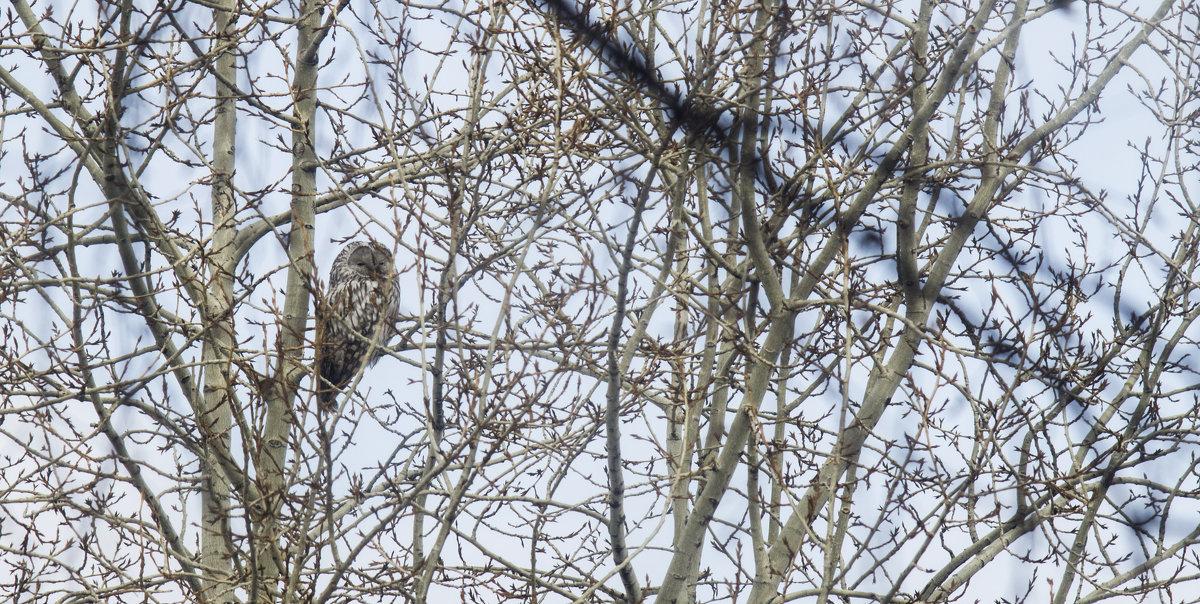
xmin=314 ymin=241 xmax=401 ymax=410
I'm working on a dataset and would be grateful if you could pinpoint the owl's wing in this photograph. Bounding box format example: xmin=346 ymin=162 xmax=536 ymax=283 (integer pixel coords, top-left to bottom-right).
xmin=388 ymin=277 xmax=402 ymax=322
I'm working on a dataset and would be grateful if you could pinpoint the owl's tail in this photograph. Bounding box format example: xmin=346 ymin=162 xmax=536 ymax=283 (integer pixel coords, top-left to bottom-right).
xmin=316 ymin=352 xmax=341 ymax=412
xmin=317 ymin=385 xmax=337 ymax=412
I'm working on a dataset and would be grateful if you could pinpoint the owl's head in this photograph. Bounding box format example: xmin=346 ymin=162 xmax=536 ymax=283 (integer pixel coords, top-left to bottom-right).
xmin=338 ymin=241 xmax=394 ymax=280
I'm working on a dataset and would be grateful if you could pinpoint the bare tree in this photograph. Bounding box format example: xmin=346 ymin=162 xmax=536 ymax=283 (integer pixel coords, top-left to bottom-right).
xmin=2 ymin=0 xmax=1199 ymax=602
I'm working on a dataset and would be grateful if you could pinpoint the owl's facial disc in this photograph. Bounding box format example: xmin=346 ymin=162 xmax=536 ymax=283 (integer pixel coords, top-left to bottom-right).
xmin=352 ymin=247 xmax=389 ymax=278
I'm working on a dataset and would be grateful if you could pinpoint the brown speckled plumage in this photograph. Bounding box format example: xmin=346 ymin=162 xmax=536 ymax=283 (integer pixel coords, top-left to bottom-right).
xmin=315 ymin=241 xmax=400 ymax=410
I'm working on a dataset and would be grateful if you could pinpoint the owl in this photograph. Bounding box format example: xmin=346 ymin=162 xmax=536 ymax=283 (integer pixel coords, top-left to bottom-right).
xmin=315 ymin=241 xmax=401 ymax=410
